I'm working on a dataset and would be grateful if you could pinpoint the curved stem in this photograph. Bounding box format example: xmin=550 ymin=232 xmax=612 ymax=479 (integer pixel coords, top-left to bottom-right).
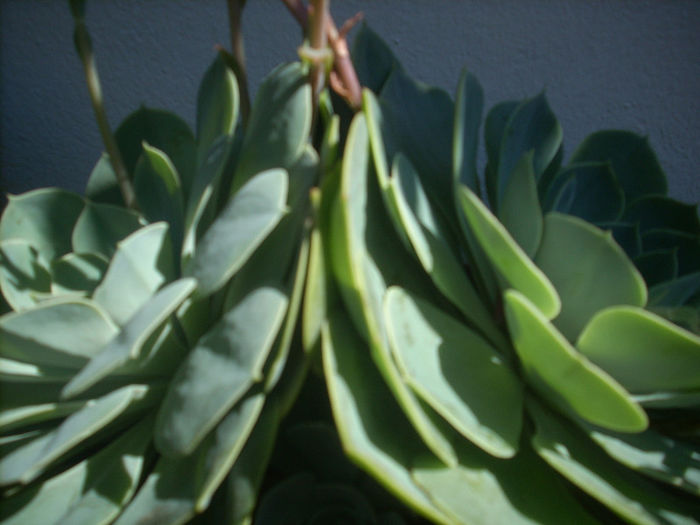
xmin=72 ymin=12 xmax=136 ymax=209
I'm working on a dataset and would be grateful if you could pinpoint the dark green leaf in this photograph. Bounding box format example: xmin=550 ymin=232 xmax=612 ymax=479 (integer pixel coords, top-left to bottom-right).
xmin=624 ymin=195 xmax=700 ymax=236
xmin=634 ymin=249 xmax=678 ymax=286
xmin=453 ymin=70 xmax=484 ymax=192
xmin=351 ymin=24 xmax=401 ymax=94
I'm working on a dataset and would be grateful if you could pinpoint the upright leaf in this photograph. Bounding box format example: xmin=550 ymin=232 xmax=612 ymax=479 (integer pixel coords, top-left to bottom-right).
xmin=453 ymin=70 xmax=484 ymax=192
xmin=71 ymin=201 xmax=144 ymax=259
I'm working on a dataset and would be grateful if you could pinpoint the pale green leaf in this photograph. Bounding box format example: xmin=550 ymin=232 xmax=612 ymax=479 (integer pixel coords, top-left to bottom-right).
xmin=534 ymin=213 xmax=647 ymax=341
xmin=155 ymin=286 xmax=288 ymax=456
xmin=385 ymin=286 xmax=522 ymax=458
xmin=185 ymin=169 xmax=288 ymax=298
xmin=71 ymin=201 xmax=143 ymax=259
xmin=0 ymin=240 xmax=52 ymax=311
xmin=50 ymin=252 xmax=108 ymax=297
xmin=504 ymin=290 xmax=647 ymax=432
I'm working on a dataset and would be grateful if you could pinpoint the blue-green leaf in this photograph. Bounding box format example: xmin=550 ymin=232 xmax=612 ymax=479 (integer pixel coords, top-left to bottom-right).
xmin=186 ymin=169 xmax=288 ymax=298
xmin=50 ymin=252 xmax=108 ymax=297
xmin=453 ymin=70 xmax=484 ymax=192
xmin=71 ymin=201 xmax=144 ymax=259
xmin=0 ymin=240 xmax=52 ymax=311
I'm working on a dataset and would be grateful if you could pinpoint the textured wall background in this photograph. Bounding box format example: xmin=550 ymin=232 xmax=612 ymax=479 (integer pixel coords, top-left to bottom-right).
xmin=2 ymin=0 xmax=699 ymax=203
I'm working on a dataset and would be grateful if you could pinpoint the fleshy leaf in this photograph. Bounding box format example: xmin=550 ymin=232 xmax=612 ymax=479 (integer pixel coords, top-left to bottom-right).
xmin=155 ymin=286 xmax=288 ymax=456
xmin=576 ymin=306 xmax=700 ymax=393
xmin=384 ymin=286 xmax=522 ymax=458
xmin=504 ymin=290 xmax=647 ymax=432
xmin=62 ymin=278 xmax=196 ymax=398
xmin=185 ymin=168 xmax=288 ymax=298
xmin=231 ymin=62 xmax=311 ymax=194
xmin=0 ymin=240 xmax=52 ymax=311
xmin=569 ymin=130 xmax=667 ymax=204
xmin=351 ymin=23 xmax=401 ymax=94
xmin=453 ymin=70 xmax=484 ymax=192
xmin=93 ymin=222 xmax=174 ymax=325
xmin=0 ymin=298 xmax=118 ymax=369
xmin=196 ymin=51 xmax=239 ymax=165
xmin=534 ymin=213 xmax=647 ymax=341
xmin=71 ymin=201 xmax=143 ymax=259
xmin=624 ymin=195 xmax=700 ymax=236
xmin=322 ymin=310 xmax=452 ymax=525
xmin=529 ymin=399 xmax=698 ymax=525
xmin=0 ymin=189 xmax=85 ymax=262
xmin=50 ymin=252 xmax=108 ymax=297
xmin=458 ymin=186 xmax=560 ymax=319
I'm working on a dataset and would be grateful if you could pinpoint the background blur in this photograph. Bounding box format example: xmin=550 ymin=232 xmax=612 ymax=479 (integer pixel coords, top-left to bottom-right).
xmin=2 ymin=0 xmax=699 ymax=203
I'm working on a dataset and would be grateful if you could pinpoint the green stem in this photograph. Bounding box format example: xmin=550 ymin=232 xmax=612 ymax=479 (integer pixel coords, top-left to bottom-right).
xmin=72 ymin=12 xmax=136 ymax=209
xmin=226 ymin=0 xmax=251 ymax=128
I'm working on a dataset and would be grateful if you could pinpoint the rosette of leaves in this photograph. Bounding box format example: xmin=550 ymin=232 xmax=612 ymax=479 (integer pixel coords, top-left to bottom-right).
xmin=0 ymin=30 xmax=318 ymax=524
xmin=318 ymin=26 xmax=700 ymax=524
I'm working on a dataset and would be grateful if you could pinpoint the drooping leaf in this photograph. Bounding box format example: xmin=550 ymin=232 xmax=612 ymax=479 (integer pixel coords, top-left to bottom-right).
xmin=114 ymin=106 xmax=197 ymax=198
xmin=569 ymin=130 xmax=667 ymax=204
xmin=71 ymin=200 xmax=144 ymax=259
xmin=384 ymin=286 xmax=522 ymax=458
xmin=534 ymin=213 xmax=647 ymax=341
xmin=196 ymin=51 xmax=239 ymax=165
xmin=185 ymin=168 xmax=288 ymax=298
xmin=155 ymin=286 xmax=288 ymax=457
xmin=498 ymin=152 xmax=543 ymax=257
xmin=322 ymin=310 xmax=451 ymax=525
xmin=529 ymin=399 xmax=699 ymax=525
xmin=458 ymin=186 xmax=560 ymax=319
xmin=453 ymin=70 xmax=484 ymax=192
xmin=504 ymin=290 xmax=648 ymax=432
xmin=93 ymin=222 xmax=175 ymax=325
xmin=0 ymin=188 xmax=85 ymax=262
xmin=230 ymin=62 xmax=311 ymax=194
xmin=0 ymin=240 xmax=52 ymax=311
xmin=576 ymin=306 xmax=700 ymax=393
xmin=62 ymin=278 xmax=197 ymax=398
xmin=0 ymin=298 xmax=118 ymax=369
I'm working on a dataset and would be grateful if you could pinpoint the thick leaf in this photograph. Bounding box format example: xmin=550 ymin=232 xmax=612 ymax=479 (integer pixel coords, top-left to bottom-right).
xmin=93 ymin=222 xmax=174 ymax=325
xmin=495 ymin=93 xmax=562 ymax=213
xmin=529 ymin=399 xmax=699 ymax=525
xmin=114 ymin=106 xmax=197 ymax=198
xmin=85 ymin=153 xmax=122 ymax=205
xmin=577 ymin=306 xmax=700 ymax=393
xmin=642 ymin=229 xmax=700 ymax=276
xmin=543 ymin=161 xmax=624 ymax=223
xmin=0 ymin=189 xmax=85 ymax=262
xmin=634 ymin=249 xmax=678 ymax=286
xmin=385 ymin=286 xmax=522 ymax=458
xmin=453 ymin=70 xmax=484 ymax=191
xmin=62 ymin=278 xmax=197 ymax=398
xmin=569 ymin=130 xmax=667 ymax=204
xmin=599 ymin=221 xmax=642 ymax=258
xmin=0 ymin=418 xmax=151 ymax=525
xmin=302 ymin=192 xmax=327 ymax=353
xmin=412 ymin=445 xmax=596 ymax=525
xmin=351 ymin=23 xmax=401 ymax=93
xmin=194 ymin=391 xmax=266 ymax=511
xmin=484 ymin=100 xmax=519 ymax=204
xmin=322 ymin=311 xmax=451 ymax=525
xmin=50 ymin=252 xmax=108 ymax=297
xmin=231 ymin=62 xmax=311 ymax=194
xmin=0 ymin=240 xmax=52 ymax=310
xmin=133 ymin=142 xmax=185 ymax=249
xmin=71 ymin=201 xmax=143 ymax=259
xmin=0 ymin=298 xmax=118 ymax=368
xmin=331 ymin=114 xmax=462 ymax=466
xmin=196 ymin=51 xmax=239 ymax=164
xmin=582 ymin=424 xmax=700 ymax=496
xmin=458 ymin=187 xmax=560 ymax=318
xmin=624 ymin=195 xmax=700 ymax=236
xmin=534 ymin=213 xmax=647 ymax=341
xmin=155 ymin=286 xmax=288 ymax=456
xmin=504 ymin=290 xmax=648 ymax=432
xmin=498 ymin=152 xmax=543 ymax=257
xmin=389 ymin=154 xmax=505 ymax=350
xmin=3 ymin=384 xmax=154 ymax=486
xmin=0 ymin=399 xmax=85 ymax=434
xmin=185 ymin=169 xmax=288 ymax=298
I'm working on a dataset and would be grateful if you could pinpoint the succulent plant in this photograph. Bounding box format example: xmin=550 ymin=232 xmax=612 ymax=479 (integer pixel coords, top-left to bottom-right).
xmin=1 ymin=3 xmax=699 ymax=524
xmin=319 ymin=25 xmax=700 ymax=524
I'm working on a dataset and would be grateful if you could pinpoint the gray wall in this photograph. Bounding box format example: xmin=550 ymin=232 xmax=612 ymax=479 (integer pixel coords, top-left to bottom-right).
xmin=2 ymin=0 xmax=699 ymax=204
